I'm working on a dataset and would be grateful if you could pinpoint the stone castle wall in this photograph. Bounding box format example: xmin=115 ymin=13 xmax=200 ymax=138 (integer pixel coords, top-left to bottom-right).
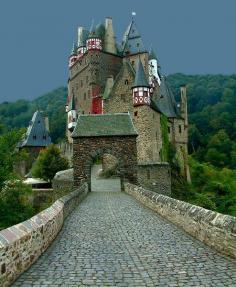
xmin=137 ymin=163 xmax=171 ymax=195
xmin=73 ymin=136 xmax=137 ymax=189
xmin=0 ymin=183 xmax=88 ymax=287
xmin=124 ymin=183 xmax=236 ymax=259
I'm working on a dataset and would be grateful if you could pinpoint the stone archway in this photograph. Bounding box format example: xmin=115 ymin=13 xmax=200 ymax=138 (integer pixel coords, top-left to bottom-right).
xmin=72 ymin=114 xmax=138 ymax=190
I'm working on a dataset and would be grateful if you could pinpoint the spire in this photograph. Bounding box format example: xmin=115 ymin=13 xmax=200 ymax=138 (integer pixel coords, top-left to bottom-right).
xmin=88 ymin=20 xmax=99 ymax=38
xmin=77 ymin=27 xmax=89 ymax=47
xmin=149 ymin=47 xmax=158 ymax=61
xmin=70 ymin=42 xmax=77 ymax=55
xmin=122 ymin=17 xmax=145 ymax=55
xmin=132 ymin=58 xmax=149 ymax=88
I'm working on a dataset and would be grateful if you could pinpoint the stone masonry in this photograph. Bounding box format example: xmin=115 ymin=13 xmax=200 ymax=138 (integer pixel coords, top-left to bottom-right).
xmin=124 ymin=183 xmax=236 ymax=259
xmin=73 ymin=136 xmax=137 ymax=189
xmin=12 ymin=191 xmax=236 ymax=287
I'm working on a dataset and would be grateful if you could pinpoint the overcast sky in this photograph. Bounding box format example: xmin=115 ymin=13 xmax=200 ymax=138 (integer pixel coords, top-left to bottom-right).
xmin=0 ymin=0 xmax=235 ymax=103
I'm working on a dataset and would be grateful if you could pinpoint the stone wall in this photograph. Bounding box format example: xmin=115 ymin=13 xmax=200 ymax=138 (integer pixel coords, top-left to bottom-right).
xmin=137 ymin=163 xmax=171 ymax=195
xmin=73 ymin=136 xmax=137 ymax=189
xmin=124 ymin=183 xmax=236 ymax=259
xmin=0 ymin=183 xmax=88 ymax=287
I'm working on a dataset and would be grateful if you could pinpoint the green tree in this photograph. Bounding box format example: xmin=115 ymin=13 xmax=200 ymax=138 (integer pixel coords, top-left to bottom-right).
xmin=32 ymin=144 xmax=69 ymax=182
xmin=0 ymin=180 xmax=34 ymax=230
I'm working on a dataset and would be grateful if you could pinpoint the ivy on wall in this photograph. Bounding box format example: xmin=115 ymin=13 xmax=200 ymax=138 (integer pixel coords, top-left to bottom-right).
xmin=160 ymin=114 xmax=170 ymax=162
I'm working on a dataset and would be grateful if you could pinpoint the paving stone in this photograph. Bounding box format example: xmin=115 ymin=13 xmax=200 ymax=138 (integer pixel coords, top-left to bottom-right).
xmin=13 ymin=191 xmax=236 ymax=286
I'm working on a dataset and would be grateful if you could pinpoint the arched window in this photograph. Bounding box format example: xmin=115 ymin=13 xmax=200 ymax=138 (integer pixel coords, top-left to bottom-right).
xmin=125 ymin=79 xmax=129 ymax=85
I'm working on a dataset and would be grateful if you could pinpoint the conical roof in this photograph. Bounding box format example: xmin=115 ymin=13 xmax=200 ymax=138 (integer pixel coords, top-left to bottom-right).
xmin=95 ymin=23 xmax=105 ymax=39
xmin=70 ymin=42 xmax=77 ymax=55
xmin=149 ymin=48 xmax=157 ymax=60
xmin=88 ymin=21 xmax=99 ymax=38
xmin=122 ymin=19 xmax=145 ymax=55
xmin=19 ymin=111 xmax=51 ymax=147
xmin=77 ymin=27 xmax=89 ymax=47
xmin=132 ymin=58 xmax=149 ymax=88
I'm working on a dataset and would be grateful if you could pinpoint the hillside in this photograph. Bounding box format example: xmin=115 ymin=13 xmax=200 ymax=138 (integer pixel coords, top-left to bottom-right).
xmin=0 ymin=87 xmax=67 ymax=142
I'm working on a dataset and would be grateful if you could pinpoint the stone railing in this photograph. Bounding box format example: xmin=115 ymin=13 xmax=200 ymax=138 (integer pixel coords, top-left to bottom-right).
xmin=124 ymin=183 xmax=236 ymax=259
xmin=0 ymin=183 xmax=88 ymax=287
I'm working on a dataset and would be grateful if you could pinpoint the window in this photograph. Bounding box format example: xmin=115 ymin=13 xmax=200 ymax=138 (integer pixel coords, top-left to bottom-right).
xmin=179 ymin=125 xmax=182 ymax=133
xmin=143 ymin=91 xmax=148 ymax=97
xmin=88 ymin=90 xmax=91 ymax=98
xmin=38 ymin=120 xmax=40 ymax=124
xmin=80 ymin=80 xmax=83 ymax=87
xmin=137 ymin=43 xmax=140 ymax=47
xmin=82 ymin=111 xmax=84 ymax=114
xmin=168 ymin=126 xmax=171 ymax=133
xmin=134 ymin=111 xmax=138 ymax=116
xmin=33 ymin=135 xmax=36 ymax=140
xmin=147 ymin=170 xmax=150 ymax=180
xmin=43 ymin=135 xmax=46 ymax=140
xmin=84 ymin=93 xmax=86 ymax=100
xmin=125 ymin=79 xmax=129 ymax=85
xmin=131 ymin=61 xmax=135 ymax=66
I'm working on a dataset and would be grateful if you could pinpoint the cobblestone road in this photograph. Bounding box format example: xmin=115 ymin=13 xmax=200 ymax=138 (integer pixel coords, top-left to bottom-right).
xmin=13 ymin=192 xmax=236 ymax=287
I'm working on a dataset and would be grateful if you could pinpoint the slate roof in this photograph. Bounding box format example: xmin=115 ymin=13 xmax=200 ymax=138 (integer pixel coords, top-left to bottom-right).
xmin=71 ymin=113 xmax=138 ymax=138
xmin=19 ymin=111 xmax=51 ymax=147
xmin=148 ymin=48 xmax=158 ymax=60
xmin=121 ymin=20 xmax=146 ymax=55
xmin=132 ymin=58 xmax=149 ymax=88
xmin=78 ymin=28 xmax=89 ymax=47
xmin=155 ymin=76 xmax=181 ymax=118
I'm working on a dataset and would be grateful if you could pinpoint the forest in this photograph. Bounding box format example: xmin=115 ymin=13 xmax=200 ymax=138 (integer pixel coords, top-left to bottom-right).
xmin=0 ymin=73 xmax=236 ymax=216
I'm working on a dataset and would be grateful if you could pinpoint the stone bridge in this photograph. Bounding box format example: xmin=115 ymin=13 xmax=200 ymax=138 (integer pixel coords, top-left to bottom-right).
xmin=1 ymin=172 xmax=236 ymax=287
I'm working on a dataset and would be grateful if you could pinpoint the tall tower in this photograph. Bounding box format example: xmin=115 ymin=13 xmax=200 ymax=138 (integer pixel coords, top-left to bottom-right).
xmin=77 ymin=27 xmax=89 ymax=58
xmin=69 ymin=43 xmax=77 ymax=67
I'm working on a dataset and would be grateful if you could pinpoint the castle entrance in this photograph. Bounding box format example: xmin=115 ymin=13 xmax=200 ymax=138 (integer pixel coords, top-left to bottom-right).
xmin=72 ymin=114 xmax=138 ymax=191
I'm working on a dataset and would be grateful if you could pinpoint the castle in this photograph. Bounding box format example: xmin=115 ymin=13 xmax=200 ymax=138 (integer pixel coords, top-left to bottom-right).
xmin=65 ymin=16 xmax=190 ymax=188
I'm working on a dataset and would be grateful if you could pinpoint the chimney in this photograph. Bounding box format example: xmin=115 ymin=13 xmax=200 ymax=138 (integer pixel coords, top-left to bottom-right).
xmin=104 ymin=17 xmax=117 ymax=54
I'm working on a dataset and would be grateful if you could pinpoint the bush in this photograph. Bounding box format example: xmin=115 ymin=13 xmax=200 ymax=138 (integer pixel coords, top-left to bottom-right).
xmin=32 ymin=144 xmax=69 ymax=183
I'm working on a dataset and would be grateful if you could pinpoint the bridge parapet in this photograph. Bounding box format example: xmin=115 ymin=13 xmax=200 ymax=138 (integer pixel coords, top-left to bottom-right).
xmin=0 ymin=183 xmax=88 ymax=287
xmin=124 ymin=183 xmax=236 ymax=259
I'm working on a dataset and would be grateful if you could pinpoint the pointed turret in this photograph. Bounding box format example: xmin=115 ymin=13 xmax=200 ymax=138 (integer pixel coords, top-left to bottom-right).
xmin=148 ymin=48 xmax=161 ymax=86
xmin=67 ymin=94 xmax=77 ymax=132
xmin=122 ymin=18 xmax=145 ymax=55
xmin=104 ymin=17 xmax=117 ymax=54
xmin=132 ymin=59 xmax=150 ymax=106
xmin=77 ymin=27 xmax=89 ymax=58
xmin=69 ymin=42 xmax=78 ymax=67
xmin=132 ymin=58 xmax=149 ymax=88
xmin=86 ymin=21 xmax=102 ymax=51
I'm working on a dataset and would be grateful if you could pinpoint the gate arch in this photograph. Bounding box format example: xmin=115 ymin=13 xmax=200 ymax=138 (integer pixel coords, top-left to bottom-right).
xmin=72 ymin=114 xmax=138 ymax=190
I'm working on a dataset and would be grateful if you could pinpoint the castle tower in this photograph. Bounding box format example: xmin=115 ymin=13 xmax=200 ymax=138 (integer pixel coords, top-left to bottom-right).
xmin=69 ymin=43 xmax=78 ymax=67
xmin=104 ymin=17 xmax=117 ymax=54
xmin=77 ymin=27 xmax=89 ymax=58
xmin=180 ymin=85 xmax=188 ymax=127
xmin=86 ymin=22 xmax=102 ymax=51
xmin=132 ymin=58 xmax=150 ymax=106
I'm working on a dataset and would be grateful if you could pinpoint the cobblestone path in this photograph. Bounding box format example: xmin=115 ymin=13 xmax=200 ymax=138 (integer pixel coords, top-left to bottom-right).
xmin=13 ymin=192 xmax=236 ymax=287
